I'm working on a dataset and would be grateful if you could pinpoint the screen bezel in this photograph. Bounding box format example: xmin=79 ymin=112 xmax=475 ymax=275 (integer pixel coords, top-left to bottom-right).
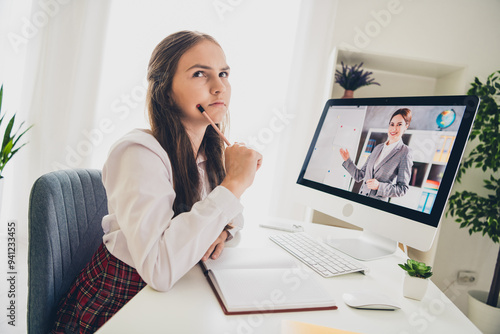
xmin=297 ymin=95 xmax=479 ymax=228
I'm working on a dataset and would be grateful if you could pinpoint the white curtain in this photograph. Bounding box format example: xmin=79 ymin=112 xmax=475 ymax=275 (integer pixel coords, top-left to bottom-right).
xmin=25 ymin=1 xmax=111 ymax=172
xmin=1 ymin=0 xmax=111 ymax=236
xmin=269 ymin=0 xmax=339 ymax=221
xmin=1 ymin=1 xmax=110 ymax=333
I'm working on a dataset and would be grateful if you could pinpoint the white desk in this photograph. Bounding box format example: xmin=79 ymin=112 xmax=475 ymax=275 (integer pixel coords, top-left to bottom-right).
xmin=96 ymin=221 xmax=479 ymax=334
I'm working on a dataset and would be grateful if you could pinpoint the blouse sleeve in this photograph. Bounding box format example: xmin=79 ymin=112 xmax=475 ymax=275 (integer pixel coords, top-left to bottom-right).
xmin=101 ymin=136 xmax=243 ymax=292
xmin=226 ymin=213 xmax=244 ymax=241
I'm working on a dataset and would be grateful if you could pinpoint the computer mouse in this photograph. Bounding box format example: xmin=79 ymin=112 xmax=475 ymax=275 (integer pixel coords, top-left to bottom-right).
xmin=342 ymin=291 xmax=401 ymax=310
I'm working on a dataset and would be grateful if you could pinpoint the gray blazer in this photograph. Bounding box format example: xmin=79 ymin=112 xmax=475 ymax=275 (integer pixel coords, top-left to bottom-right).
xmin=342 ymin=141 xmax=413 ymax=201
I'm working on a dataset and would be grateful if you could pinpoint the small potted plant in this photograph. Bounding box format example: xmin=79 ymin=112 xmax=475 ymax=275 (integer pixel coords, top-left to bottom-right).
xmin=334 ymin=62 xmax=380 ymax=98
xmin=399 ymin=259 xmax=433 ymax=300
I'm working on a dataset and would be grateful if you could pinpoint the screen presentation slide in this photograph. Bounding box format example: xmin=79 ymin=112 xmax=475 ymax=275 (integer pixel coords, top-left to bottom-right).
xmin=304 ymin=106 xmax=366 ymax=190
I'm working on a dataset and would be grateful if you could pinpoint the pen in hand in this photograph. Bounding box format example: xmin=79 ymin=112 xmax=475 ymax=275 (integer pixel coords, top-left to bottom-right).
xmin=196 ymin=104 xmax=231 ymax=146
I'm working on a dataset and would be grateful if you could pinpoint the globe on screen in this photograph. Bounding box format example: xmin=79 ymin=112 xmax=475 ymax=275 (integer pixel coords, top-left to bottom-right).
xmin=436 ymin=109 xmax=456 ymax=129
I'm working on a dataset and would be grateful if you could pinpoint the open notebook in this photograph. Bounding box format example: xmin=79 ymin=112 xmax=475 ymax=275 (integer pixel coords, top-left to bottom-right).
xmin=199 ymin=247 xmax=337 ymax=315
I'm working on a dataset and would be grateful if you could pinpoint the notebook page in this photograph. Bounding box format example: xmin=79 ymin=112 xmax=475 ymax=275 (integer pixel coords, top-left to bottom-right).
xmin=210 ymin=268 xmax=336 ymax=312
xmin=203 ymin=247 xmax=296 ymax=271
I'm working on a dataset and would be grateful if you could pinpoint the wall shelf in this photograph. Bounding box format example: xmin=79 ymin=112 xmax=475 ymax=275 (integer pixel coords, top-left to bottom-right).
xmin=329 ymin=48 xmax=467 ymax=99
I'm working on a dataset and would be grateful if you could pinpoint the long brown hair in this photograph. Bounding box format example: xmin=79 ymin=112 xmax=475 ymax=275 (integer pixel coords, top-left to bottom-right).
xmin=390 ymin=108 xmax=412 ymax=127
xmin=146 ymin=31 xmax=226 ymax=216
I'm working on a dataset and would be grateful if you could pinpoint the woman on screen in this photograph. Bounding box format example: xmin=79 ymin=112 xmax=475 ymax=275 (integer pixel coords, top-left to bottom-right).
xmin=339 ymin=108 xmax=413 ymax=201
xmin=52 ymin=31 xmax=262 ymax=333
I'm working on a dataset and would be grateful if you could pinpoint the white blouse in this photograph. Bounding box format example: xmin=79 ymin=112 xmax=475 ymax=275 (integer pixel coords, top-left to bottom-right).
xmin=101 ymin=129 xmax=244 ymax=292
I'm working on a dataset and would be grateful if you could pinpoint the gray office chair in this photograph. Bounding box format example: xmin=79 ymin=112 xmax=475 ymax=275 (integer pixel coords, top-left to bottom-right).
xmin=28 ymin=169 xmax=107 ymax=334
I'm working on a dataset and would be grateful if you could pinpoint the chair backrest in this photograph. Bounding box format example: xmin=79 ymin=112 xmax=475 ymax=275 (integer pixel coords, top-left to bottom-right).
xmin=28 ymin=169 xmax=108 ymax=334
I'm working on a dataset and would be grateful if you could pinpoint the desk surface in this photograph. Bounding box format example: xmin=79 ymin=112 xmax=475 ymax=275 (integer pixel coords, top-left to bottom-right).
xmin=96 ymin=220 xmax=479 ymax=334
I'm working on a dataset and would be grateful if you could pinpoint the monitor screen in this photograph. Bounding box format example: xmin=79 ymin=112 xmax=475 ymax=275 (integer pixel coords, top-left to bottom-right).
xmin=296 ymin=96 xmax=479 ymax=259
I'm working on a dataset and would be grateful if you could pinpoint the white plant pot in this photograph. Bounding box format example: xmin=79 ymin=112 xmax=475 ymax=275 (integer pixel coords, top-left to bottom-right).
xmin=403 ymin=273 xmax=429 ymax=301
xmin=468 ymin=290 xmax=500 ymax=334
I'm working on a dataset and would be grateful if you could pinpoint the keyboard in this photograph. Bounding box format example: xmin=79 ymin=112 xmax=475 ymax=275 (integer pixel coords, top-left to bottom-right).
xmin=269 ymin=232 xmax=367 ymax=278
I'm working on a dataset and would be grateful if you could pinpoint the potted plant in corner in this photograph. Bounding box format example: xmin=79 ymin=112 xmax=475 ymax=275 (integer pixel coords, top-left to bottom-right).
xmin=399 ymin=259 xmax=433 ymax=300
xmin=334 ymin=62 xmax=380 ymax=98
xmin=446 ymin=70 xmax=500 ymax=334
xmin=0 ymin=84 xmax=33 ymax=213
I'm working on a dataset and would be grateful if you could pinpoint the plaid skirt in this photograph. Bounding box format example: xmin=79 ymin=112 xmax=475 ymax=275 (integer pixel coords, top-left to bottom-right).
xmin=52 ymin=243 xmax=146 ymax=334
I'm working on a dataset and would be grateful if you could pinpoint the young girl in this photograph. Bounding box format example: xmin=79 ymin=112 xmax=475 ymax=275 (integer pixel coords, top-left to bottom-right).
xmin=52 ymin=30 xmax=262 ymax=333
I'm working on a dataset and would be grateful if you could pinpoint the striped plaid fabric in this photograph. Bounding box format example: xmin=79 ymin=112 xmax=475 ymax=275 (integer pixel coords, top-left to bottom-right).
xmin=52 ymin=243 xmax=146 ymax=333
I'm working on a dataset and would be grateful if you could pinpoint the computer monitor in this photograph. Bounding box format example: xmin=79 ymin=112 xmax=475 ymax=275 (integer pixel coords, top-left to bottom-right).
xmin=296 ymin=95 xmax=479 ymax=261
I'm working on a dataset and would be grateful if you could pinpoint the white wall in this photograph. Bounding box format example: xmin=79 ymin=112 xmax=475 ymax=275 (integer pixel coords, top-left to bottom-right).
xmin=328 ymin=0 xmax=500 ymax=314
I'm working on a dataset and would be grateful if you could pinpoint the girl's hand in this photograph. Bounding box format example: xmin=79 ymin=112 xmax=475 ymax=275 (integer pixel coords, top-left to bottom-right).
xmin=221 ymin=143 xmax=263 ymax=198
xmin=339 ymin=148 xmax=350 ymax=161
xmin=366 ymin=179 xmax=380 ymax=190
xmin=202 ymin=230 xmax=228 ymax=261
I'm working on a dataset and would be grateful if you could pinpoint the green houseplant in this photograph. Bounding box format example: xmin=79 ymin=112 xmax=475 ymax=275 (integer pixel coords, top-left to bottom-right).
xmin=334 ymin=62 xmax=380 ymax=98
xmin=446 ymin=70 xmax=500 ymax=309
xmin=0 ymin=84 xmax=33 ymax=179
xmin=399 ymin=259 xmax=433 ymax=300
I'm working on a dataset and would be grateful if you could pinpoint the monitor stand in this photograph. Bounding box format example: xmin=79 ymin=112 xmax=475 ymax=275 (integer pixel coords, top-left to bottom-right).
xmin=324 ymin=230 xmax=398 ymax=261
